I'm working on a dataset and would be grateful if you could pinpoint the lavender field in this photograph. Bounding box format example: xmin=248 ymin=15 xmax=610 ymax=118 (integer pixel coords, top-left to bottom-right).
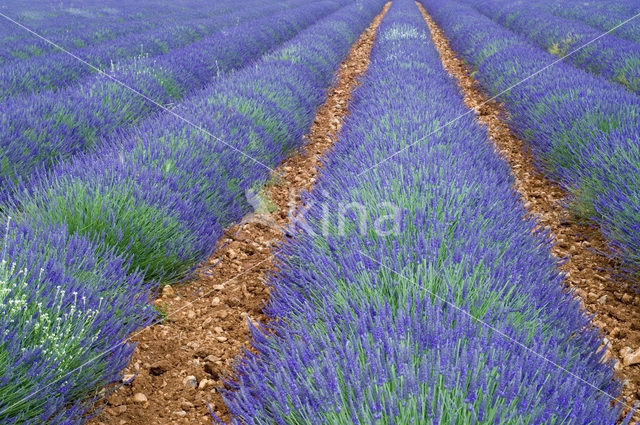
xmin=1 ymin=0 xmax=639 ymax=423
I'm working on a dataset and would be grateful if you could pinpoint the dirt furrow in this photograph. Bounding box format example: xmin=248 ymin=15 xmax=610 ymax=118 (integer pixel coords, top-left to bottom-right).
xmin=417 ymin=2 xmax=640 ymax=421
xmin=90 ymin=4 xmax=390 ymax=425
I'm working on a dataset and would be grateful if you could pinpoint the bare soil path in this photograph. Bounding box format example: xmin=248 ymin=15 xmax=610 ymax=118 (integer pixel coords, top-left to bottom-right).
xmin=416 ymin=3 xmax=640 ymax=421
xmin=90 ymin=4 xmax=390 ymax=424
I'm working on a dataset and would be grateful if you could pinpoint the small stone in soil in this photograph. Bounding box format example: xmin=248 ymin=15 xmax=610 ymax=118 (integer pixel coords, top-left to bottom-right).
xmin=183 ymin=375 xmax=198 ymax=388
xmin=173 ymin=411 xmax=187 ymax=417
xmin=623 ymin=348 xmax=640 ymax=366
xmin=133 ymin=393 xmax=147 ymax=403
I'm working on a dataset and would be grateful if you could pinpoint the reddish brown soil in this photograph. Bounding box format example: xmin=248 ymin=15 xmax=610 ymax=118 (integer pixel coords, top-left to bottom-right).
xmin=417 ymin=3 xmax=640 ymax=421
xmin=89 ymin=4 xmax=390 ymax=425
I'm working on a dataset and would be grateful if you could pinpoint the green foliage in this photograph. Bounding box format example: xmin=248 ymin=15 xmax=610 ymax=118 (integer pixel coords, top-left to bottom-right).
xmin=17 ymin=182 xmax=195 ymax=281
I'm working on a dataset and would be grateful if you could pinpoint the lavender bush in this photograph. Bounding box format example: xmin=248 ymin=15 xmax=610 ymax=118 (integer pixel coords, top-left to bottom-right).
xmin=420 ymin=0 xmax=640 ymax=276
xmin=0 ymin=1 xmax=177 ymax=55
xmin=0 ymin=1 xmax=207 ymax=66
xmin=0 ymin=1 xmax=385 ymax=422
xmin=0 ymin=0 xmax=315 ymax=98
xmin=0 ymin=218 xmax=155 ymax=424
xmin=0 ymin=0 xmax=344 ymax=197
xmin=455 ymin=0 xmax=640 ymax=93
xmin=538 ymin=0 xmax=640 ymax=44
xmin=221 ymin=1 xmax=624 ymax=422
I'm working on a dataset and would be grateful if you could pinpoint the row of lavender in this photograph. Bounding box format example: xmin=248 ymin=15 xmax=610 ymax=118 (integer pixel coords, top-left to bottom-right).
xmin=0 ymin=0 xmax=312 ymax=98
xmin=221 ymin=0 xmax=622 ymax=422
xmin=0 ymin=0 xmax=342 ymax=200
xmin=539 ymin=0 xmax=640 ymax=44
xmin=0 ymin=1 xmax=182 ymax=50
xmin=0 ymin=1 xmax=385 ymax=422
xmin=0 ymin=1 xmax=219 ymax=66
xmin=419 ymin=0 xmax=640 ymax=276
xmin=455 ymin=0 xmax=640 ymax=93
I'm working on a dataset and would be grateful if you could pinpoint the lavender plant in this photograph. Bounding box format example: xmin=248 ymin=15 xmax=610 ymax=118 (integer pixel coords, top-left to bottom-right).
xmin=7 ymin=0 xmax=384 ymax=281
xmin=455 ymin=0 xmax=640 ymax=93
xmin=0 ymin=217 xmax=155 ymax=424
xmin=221 ymin=1 xmax=624 ymax=422
xmin=420 ymin=0 xmax=640 ymax=276
xmin=0 ymin=1 xmax=172 ymax=53
xmin=0 ymin=2 xmax=200 ymax=66
xmin=0 ymin=0 xmax=316 ymax=98
xmin=0 ymin=0 xmax=344 ymax=198
xmin=537 ymin=0 xmax=640 ymax=44
xmin=0 ymin=1 xmax=386 ymax=421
